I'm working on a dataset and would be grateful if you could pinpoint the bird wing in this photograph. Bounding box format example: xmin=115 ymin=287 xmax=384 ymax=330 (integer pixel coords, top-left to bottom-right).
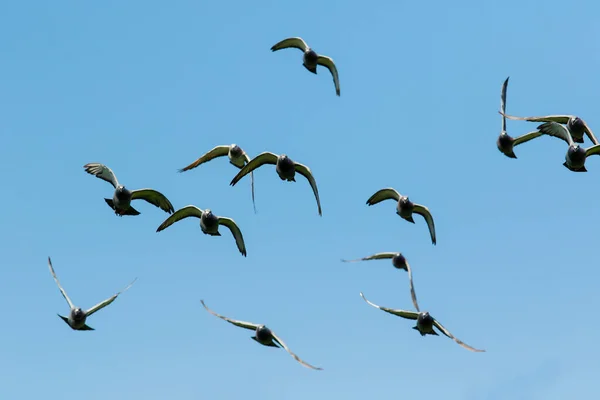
xmin=366 ymin=188 xmax=401 ymax=206
xmin=498 ymin=112 xmax=571 ymax=124
xmin=341 ymin=252 xmax=397 ymax=263
xmin=294 ymin=162 xmax=322 ymax=216
xmin=432 ymin=318 xmax=485 ymax=352
xmin=512 ymin=130 xmax=544 ymax=146
xmin=270 ymin=37 xmax=309 ymax=52
xmin=405 ymin=261 xmax=420 ymax=312
xmin=359 ymin=292 xmax=419 ymax=320
xmin=581 ymin=120 xmax=599 ymax=146
xmin=83 ymin=163 xmax=120 ymax=188
xmin=218 ymin=217 xmax=247 ymax=257
xmin=271 ymin=331 xmax=323 ymax=370
xmin=230 ymin=152 xmax=278 ymax=186
xmin=243 ymin=153 xmax=257 ymax=214
xmin=156 ymin=205 xmax=204 ymax=232
xmin=585 ymin=144 xmax=600 ymax=157
xmin=200 ymin=300 xmax=259 ymax=331
xmin=47 ymin=257 xmax=74 ymax=310
xmin=500 ymin=77 xmax=509 ymax=133
xmin=131 ymin=189 xmax=175 ymax=214
xmin=536 ymin=121 xmax=574 ymax=146
xmin=316 ymin=55 xmax=340 ymax=96
xmin=178 ymin=145 xmax=231 ymax=172
xmin=413 ymin=204 xmax=437 ymax=245
xmin=85 ymin=277 xmax=137 ymax=317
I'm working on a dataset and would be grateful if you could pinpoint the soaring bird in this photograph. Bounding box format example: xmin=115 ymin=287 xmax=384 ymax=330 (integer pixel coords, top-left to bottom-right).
xmin=342 ymin=252 xmax=420 ymax=311
xmin=230 ymin=152 xmax=322 ymax=216
xmin=496 ymin=76 xmax=544 ymax=159
xmin=156 ymin=206 xmax=247 ymax=256
xmin=366 ymin=188 xmax=436 ymax=245
xmin=84 ymin=163 xmax=174 ymax=216
xmin=200 ymin=300 xmax=323 ymax=370
xmin=359 ymin=292 xmax=484 ymax=353
xmin=536 ymin=121 xmax=600 ymax=172
xmin=498 ymin=111 xmax=598 ymax=145
xmin=178 ymin=144 xmax=256 ymax=213
xmin=47 ymin=257 xmax=136 ymax=331
xmin=271 ymin=37 xmax=340 ymax=96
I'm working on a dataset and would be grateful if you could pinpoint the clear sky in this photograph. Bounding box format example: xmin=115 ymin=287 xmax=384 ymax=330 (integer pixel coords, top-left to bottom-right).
xmin=1 ymin=0 xmax=599 ymax=399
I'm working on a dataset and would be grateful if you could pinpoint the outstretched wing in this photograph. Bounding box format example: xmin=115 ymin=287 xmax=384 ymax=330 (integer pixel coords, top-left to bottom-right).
xmin=243 ymin=153 xmax=257 ymax=214
xmin=432 ymin=318 xmax=486 ymax=352
xmin=366 ymin=188 xmax=401 ymax=206
xmin=512 ymin=130 xmax=544 ymax=146
xmin=85 ymin=277 xmax=137 ymax=317
xmin=404 ymin=261 xmax=420 ymax=312
xmin=200 ymin=300 xmax=259 ymax=331
xmin=341 ymin=252 xmax=397 ymax=263
xmin=131 ymin=189 xmax=174 ymax=214
xmin=218 ymin=217 xmax=247 ymax=257
xmin=413 ymin=204 xmax=437 ymax=245
xmin=359 ymin=292 xmax=419 ymax=320
xmin=178 ymin=145 xmax=230 ymax=172
xmin=83 ymin=163 xmax=120 ymax=188
xmin=316 ymin=55 xmax=340 ymax=96
xmin=500 ymin=77 xmax=509 ymax=133
xmin=271 ymin=331 xmax=323 ymax=370
xmin=156 ymin=205 xmax=204 ymax=232
xmin=536 ymin=121 xmax=574 ymax=146
xmin=230 ymin=152 xmax=278 ymax=186
xmin=294 ymin=162 xmax=322 ymax=216
xmin=271 ymin=37 xmax=309 ymax=52
xmin=498 ymin=112 xmax=571 ymax=124
xmin=47 ymin=257 xmax=74 ymax=309
xmin=580 ymin=120 xmax=599 ymax=146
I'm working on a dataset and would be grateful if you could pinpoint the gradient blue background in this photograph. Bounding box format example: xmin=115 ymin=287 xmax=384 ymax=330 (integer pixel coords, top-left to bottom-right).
xmin=1 ymin=1 xmax=599 ymax=399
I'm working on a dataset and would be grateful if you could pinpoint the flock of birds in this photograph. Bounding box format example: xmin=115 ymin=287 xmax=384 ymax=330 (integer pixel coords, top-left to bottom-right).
xmin=45 ymin=36 xmax=596 ymax=371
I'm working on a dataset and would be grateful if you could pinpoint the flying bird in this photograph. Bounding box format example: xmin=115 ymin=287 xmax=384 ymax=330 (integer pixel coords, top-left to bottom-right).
xmin=230 ymin=152 xmax=322 ymax=216
xmin=178 ymin=144 xmax=256 ymax=213
xmin=84 ymin=163 xmax=174 ymax=216
xmin=156 ymin=206 xmax=247 ymax=256
xmin=366 ymin=188 xmax=436 ymax=245
xmin=536 ymin=121 xmax=600 ymax=172
xmin=200 ymin=300 xmax=323 ymax=370
xmin=342 ymin=252 xmax=420 ymax=311
xmin=498 ymin=111 xmax=598 ymax=145
xmin=359 ymin=292 xmax=484 ymax=353
xmin=271 ymin=37 xmax=340 ymax=96
xmin=496 ymin=76 xmax=544 ymax=159
xmin=47 ymin=257 xmax=136 ymax=331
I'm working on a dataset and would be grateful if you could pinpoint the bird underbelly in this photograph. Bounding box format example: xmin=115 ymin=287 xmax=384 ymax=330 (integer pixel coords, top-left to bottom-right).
xmin=113 ymin=196 xmax=130 ymax=211
xmin=276 ymin=166 xmax=295 ymax=181
xmin=200 ymin=221 xmax=219 ymax=235
xmin=230 ymin=157 xmax=246 ymax=169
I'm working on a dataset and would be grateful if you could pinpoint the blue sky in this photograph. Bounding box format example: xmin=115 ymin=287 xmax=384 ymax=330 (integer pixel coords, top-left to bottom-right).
xmin=1 ymin=0 xmax=599 ymax=398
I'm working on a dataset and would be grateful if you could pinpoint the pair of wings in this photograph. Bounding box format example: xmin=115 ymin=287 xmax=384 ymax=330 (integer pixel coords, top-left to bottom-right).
xmin=48 ymin=257 xmax=137 ymax=318
xmin=271 ymin=37 xmax=340 ymax=97
xmin=366 ymin=188 xmax=436 ymax=245
xmin=499 ymin=77 xmax=543 ymax=147
xmin=178 ymin=145 xmax=256 ymax=213
xmin=359 ymin=292 xmax=484 ymax=353
xmin=230 ymin=152 xmax=322 ymax=216
xmin=156 ymin=205 xmax=247 ymax=257
xmin=200 ymin=300 xmax=322 ymax=370
xmin=342 ymin=252 xmax=420 ymax=312
xmin=84 ymin=163 xmax=174 ymax=214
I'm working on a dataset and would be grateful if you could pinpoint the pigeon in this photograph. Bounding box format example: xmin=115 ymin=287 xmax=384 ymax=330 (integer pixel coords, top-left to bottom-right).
xmin=84 ymin=163 xmax=174 ymax=216
xmin=366 ymin=188 xmax=436 ymax=245
xmin=271 ymin=37 xmax=340 ymax=96
xmin=342 ymin=252 xmax=420 ymax=311
xmin=230 ymin=152 xmax=322 ymax=216
xmin=200 ymin=300 xmax=323 ymax=370
xmin=47 ymin=257 xmax=136 ymax=331
xmin=536 ymin=121 xmax=600 ymax=172
xmin=359 ymin=292 xmax=484 ymax=353
xmin=156 ymin=206 xmax=247 ymax=256
xmin=178 ymin=144 xmax=256 ymax=213
xmin=496 ymin=76 xmax=544 ymax=158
